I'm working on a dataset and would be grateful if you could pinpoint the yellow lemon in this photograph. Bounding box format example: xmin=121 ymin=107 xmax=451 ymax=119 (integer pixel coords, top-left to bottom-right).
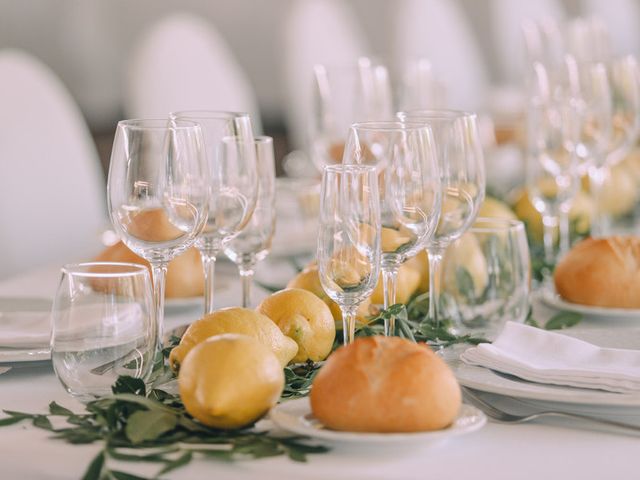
xmin=443 ymin=232 xmax=488 ymax=297
xmin=600 ymin=164 xmax=638 ymax=217
xmin=169 ymin=307 xmax=298 ymax=372
xmin=257 ymin=288 xmax=335 ymax=363
xmin=286 ymin=265 xmax=372 ymax=328
xmin=178 ymin=334 xmax=284 ymax=429
xmin=404 ymin=250 xmax=429 ymax=293
xmin=479 ymin=196 xmax=518 ymax=220
xmin=381 ymin=227 xmax=413 ymax=253
xmin=369 ymin=263 xmax=421 ymax=305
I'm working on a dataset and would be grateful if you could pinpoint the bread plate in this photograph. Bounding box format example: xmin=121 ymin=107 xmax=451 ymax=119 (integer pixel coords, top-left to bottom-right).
xmin=541 ymin=289 xmax=640 ymax=319
xmin=270 ymin=398 xmax=486 ymax=446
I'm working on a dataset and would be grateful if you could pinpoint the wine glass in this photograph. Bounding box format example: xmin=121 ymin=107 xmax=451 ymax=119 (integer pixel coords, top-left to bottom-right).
xmin=343 ymin=121 xmax=441 ymax=336
xmin=317 ymin=164 xmax=381 ymax=345
xmin=311 ymin=58 xmax=393 ymax=171
xmin=397 ymin=110 xmax=486 ymax=333
xmin=51 ymin=262 xmax=155 ymax=400
xmin=107 ymin=118 xmax=209 ymax=346
xmin=224 ymin=136 xmax=276 ymax=307
xmin=526 ymin=62 xmax=580 ymax=265
xmin=172 ymin=111 xmax=258 ymax=314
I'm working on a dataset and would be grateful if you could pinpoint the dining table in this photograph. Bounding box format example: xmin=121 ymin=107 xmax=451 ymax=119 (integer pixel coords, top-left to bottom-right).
xmin=1 ymin=259 xmax=639 ymax=480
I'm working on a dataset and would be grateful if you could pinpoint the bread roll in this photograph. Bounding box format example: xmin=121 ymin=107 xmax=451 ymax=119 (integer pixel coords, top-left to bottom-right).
xmin=554 ymin=237 xmax=640 ymax=309
xmin=95 ymin=241 xmax=204 ymax=298
xmin=310 ymin=336 xmax=461 ymax=432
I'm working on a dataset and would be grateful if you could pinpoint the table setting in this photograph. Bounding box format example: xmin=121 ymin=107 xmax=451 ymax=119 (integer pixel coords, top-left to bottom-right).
xmin=3 ymin=13 xmax=640 ymax=480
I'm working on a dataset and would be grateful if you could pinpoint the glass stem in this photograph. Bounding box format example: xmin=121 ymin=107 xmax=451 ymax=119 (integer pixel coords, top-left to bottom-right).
xmin=341 ymin=304 xmax=358 ymax=345
xmin=200 ymin=251 xmax=217 ymax=315
xmin=558 ymin=205 xmax=571 ymax=259
xmin=238 ymin=262 xmax=256 ymax=308
xmin=542 ymin=214 xmax=558 ymax=265
xmin=381 ymin=261 xmax=400 ymax=336
xmin=588 ymin=165 xmax=609 ymax=238
xmin=427 ymin=247 xmax=445 ymax=329
xmin=150 ymin=262 xmax=168 ymax=350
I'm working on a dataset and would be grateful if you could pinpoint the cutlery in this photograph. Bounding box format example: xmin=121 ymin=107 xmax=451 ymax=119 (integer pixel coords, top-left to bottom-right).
xmin=0 ymin=366 xmax=11 ymax=375
xmin=462 ymin=386 xmax=640 ymax=433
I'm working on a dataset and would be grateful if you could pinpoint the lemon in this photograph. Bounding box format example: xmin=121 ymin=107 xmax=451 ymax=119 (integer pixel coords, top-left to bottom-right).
xmin=479 ymin=196 xmax=518 ymax=220
xmin=404 ymin=250 xmax=429 ymax=294
xmin=600 ymin=164 xmax=638 ymax=217
xmin=169 ymin=307 xmax=298 ymax=371
xmin=287 ymin=265 xmax=372 ymax=328
xmin=257 ymin=288 xmax=335 ymax=363
xmin=443 ymin=232 xmax=488 ymax=297
xmin=178 ymin=334 xmax=284 ymax=429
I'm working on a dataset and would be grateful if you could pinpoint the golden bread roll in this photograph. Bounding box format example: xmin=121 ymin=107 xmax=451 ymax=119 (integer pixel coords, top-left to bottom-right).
xmin=554 ymin=237 xmax=640 ymax=308
xmin=95 ymin=241 xmax=204 ymax=298
xmin=310 ymin=336 xmax=461 ymax=432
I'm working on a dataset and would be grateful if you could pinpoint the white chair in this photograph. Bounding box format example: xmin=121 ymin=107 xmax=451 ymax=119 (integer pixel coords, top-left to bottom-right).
xmin=0 ymin=49 xmax=106 ymax=279
xmin=581 ymin=0 xmax=640 ymax=57
xmin=282 ymin=0 xmax=369 ymax=150
xmin=124 ymin=13 xmax=262 ymax=133
xmin=393 ymin=0 xmax=490 ymax=111
xmin=490 ymin=0 xmax=566 ymax=85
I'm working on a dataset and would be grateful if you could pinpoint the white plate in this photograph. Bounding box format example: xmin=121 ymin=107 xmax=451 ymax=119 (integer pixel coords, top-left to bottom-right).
xmin=541 ymin=289 xmax=640 ymax=319
xmin=270 ymin=397 xmax=486 ymax=446
xmin=452 ymin=328 xmax=640 ymax=409
xmin=0 ymin=297 xmax=52 ymax=363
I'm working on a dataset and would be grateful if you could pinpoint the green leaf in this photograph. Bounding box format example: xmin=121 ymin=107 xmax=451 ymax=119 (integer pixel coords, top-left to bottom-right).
xmin=112 ymin=376 xmax=146 ymax=396
xmin=49 ymin=401 xmax=74 ymax=416
xmin=81 ymin=450 xmax=105 ymax=480
xmin=545 ymin=311 xmax=582 ymax=330
xmin=33 ymin=415 xmax=54 ymax=430
xmin=158 ymin=451 xmax=192 ymax=475
xmin=0 ymin=415 xmax=31 ymax=426
xmin=125 ymin=410 xmax=178 ymax=445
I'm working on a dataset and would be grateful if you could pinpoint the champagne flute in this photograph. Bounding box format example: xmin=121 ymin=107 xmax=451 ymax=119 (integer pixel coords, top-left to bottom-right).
xmin=317 ymin=164 xmax=381 ymax=345
xmin=107 ymin=119 xmax=209 ymax=346
xmin=224 ymin=137 xmax=276 ymax=307
xmin=397 ymin=110 xmax=485 ymax=333
xmin=343 ymin=121 xmax=441 ymax=336
xmin=172 ymin=111 xmax=257 ymax=314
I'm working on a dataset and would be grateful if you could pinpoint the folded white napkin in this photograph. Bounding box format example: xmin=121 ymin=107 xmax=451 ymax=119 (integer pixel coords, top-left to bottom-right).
xmin=461 ymin=322 xmax=640 ymax=394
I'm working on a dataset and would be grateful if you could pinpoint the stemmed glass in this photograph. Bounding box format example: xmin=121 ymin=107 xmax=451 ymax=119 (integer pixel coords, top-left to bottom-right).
xmin=224 ymin=137 xmax=276 ymax=307
xmin=107 ymin=119 xmax=209 ymax=346
xmin=397 ymin=110 xmax=485 ymax=333
xmin=343 ymin=122 xmax=441 ymax=336
xmin=317 ymin=165 xmax=381 ymax=345
xmin=311 ymin=58 xmax=393 ymax=171
xmin=172 ymin=111 xmax=257 ymax=314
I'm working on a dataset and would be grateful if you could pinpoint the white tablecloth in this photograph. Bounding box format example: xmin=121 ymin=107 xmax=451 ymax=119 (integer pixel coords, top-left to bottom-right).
xmin=0 ymin=264 xmax=639 ymax=480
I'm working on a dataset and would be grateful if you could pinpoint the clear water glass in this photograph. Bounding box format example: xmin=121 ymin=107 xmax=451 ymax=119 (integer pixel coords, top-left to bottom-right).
xmin=318 ymin=165 xmax=381 ymax=345
xmin=441 ymin=218 xmax=530 ymax=341
xmin=51 ymin=262 xmax=155 ymax=401
xmin=171 ymin=111 xmax=257 ymax=314
xmin=224 ymin=137 xmax=276 ymax=307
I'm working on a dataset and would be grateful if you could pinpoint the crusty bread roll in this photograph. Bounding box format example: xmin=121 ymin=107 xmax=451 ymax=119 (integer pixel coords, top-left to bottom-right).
xmin=554 ymin=237 xmax=640 ymax=309
xmin=95 ymin=241 xmax=204 ymax=298
xmin=310 ymin=336 xmax=461 ymax=432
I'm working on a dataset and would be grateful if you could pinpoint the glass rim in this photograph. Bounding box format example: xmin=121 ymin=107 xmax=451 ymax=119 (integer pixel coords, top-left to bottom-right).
xmin=350 ymin=121 xmax=433 ymax=132
xmin=60 ymin=262 xmax=149 ymax=278
xmin=323 ymin=164 xmax=377 ymax=175
xmin=397 ymin=109 xmax=477 ymax=121
xmin=117 ymin=118 xmax=202 ymax=130
xmin=170 ymin=110 xmax=251 ymax=120
xmin=470 ymin=217 xmax=525 ymax=233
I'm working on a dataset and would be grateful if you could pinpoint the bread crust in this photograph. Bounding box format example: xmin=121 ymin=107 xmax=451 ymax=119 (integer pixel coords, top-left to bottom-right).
xmin=309 ymin=336 xmax=461 ymax=432
xmin=554 ymin=237 xmax=640 ymax=308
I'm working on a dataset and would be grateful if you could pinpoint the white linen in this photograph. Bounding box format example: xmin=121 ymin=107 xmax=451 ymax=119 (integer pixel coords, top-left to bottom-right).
xmin=461 ymin=321 xmax=640 ymax=393
xmin=0 ymin=310 xmax=51 ymax=348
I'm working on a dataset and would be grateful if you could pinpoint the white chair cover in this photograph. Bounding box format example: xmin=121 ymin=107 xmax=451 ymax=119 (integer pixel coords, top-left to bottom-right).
xmin=393 ymin=0 xmax=489 ymax=111
xmin=0 ymin=49 xmax=105 ymax=279
xmin=124 ymin=13 xmax=262 ymax=133
xmin=490 ymin=0 xmax=565 ymax=84
xmin=282 ymin=0 xmax=369 ymax=150
xmin=581 ymin=0 xmax=640 ymax=57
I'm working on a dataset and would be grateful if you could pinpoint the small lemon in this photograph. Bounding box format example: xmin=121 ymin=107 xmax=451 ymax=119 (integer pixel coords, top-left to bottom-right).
xmin=369 ymin=263 xmax=421 ymax=305
xmin=257 ymin=288 xmax=335 ymax=363
xmin=179 ymin=334 xmax=284 ymax=429
xmin=404 ymin=250 xmax=429 ymax=294
xmin=479 ymin=196 xmax=518 ymax=220
xmin=443 ymin=232 xmax=488 ymax=297
xmin=169 ymin=307 xmax=298 ymax=371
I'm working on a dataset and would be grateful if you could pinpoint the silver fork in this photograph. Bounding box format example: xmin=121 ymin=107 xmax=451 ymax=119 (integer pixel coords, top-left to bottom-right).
xmin=462 ymin=386 xmax=640 ymax=433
